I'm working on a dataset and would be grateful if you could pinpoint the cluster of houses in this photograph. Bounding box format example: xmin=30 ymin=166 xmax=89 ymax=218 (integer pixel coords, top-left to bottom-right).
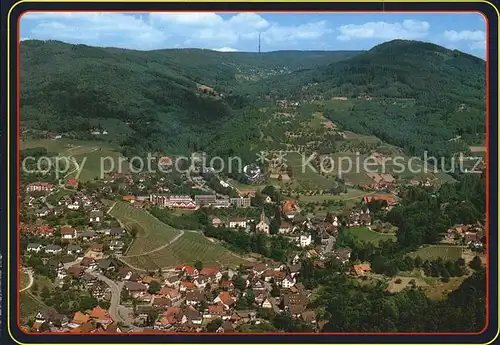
xmin=28 ymin=252 xmax=332 ymax=333
xmin=24 ymin=221 xmax=127 ymax=260
xmin=445 ymin=223 xmax=486 ymax=249
xmin=20 ymin=170 xmax=397 ymax=334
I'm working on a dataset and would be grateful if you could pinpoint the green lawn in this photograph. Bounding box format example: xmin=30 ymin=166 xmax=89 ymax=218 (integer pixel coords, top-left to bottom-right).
xmin=122 ymin=231 xmax=251 ymax=270
xmin=345 ymin=226 xmax=396 ymax=245
xmin=408 ymin=245 xmax=464 ymax=261
xmin=109 ymin=201 xmax=181 ymax=256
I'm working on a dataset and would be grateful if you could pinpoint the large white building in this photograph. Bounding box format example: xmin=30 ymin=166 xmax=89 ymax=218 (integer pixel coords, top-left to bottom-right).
xmin=149 ymin=194 xmax=196 ymax=209
xmin=229 ymin=218 xmax=248 ymax=229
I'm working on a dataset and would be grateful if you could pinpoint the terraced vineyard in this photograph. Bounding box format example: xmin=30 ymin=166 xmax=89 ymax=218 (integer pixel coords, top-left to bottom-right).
xmin=122 ymin=231 xmax=252 ymax=270
xmin=109 ymin=201 xmax=181 ymax=256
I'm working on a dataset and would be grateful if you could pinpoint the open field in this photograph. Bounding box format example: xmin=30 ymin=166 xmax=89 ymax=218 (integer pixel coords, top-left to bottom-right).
xmin=122 ymin=231 xmax=251 ymax=270
xmin=408 ymin=245 xmax=464 ymax=261
xmin=396 ymin=269 xmax=469 ymax=300
xmin=386 ymin=276 xmax=428 ymax=293
xmin=21 ymin=138 xmax=127 ymax=182
xmin=287 ymin=152 xmax=336 ymax=190
xmin=68 ymin=148 xmax=127 ymax=181
xmin=20 ymin=138 xmax=118 ymax=152
xmin=421 ymin=276 xmax=469 ymax=300
xmin=299 ymin=188 xmax=370 ymax=202
xmin=20 ymin=292 xmax=46 ymax=322
xmin=109 ymin=202 xmax=181 ymax=256
xmin=345 ymin=226 xmax=396 ymax=245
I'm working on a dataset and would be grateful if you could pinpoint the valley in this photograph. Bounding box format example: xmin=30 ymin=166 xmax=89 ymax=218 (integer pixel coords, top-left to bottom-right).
xmin=18 ymin=38 xmax=487 ymax=334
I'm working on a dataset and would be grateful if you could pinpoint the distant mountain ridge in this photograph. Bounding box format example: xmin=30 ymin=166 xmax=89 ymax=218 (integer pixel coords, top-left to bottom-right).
xmin=20 ymin=39 xmax=485 ymax=160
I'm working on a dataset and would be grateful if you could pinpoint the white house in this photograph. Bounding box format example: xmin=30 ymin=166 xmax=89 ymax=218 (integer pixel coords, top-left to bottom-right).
xmin=229 ymin=218 xmax=247 ymax=229
xmin=27 ymin=243 xmax=43 ymax=253
xmin=194 ymin=276 xmax=208 ymax=289
xmin=261 ymin=298 xmax=273 ymax=309
xmin=45 ymin=245 xmax=62 ymax=255
xmin=67 ymin=201 xmax=80 ymax=210
xmin=35 ymin=208 xmax=50 ymax=217
xmin=89 ymin=209 xmax=103 ymax=223
xmin=281 ymin=275 xmax=296 ymax=289
xmin=299 ymin=234 xmax=312 ymax=248
xmin=332 ymin=216 xmax=339 ymax=228
xmin=279 ymin=222 xmax=292 ymax=234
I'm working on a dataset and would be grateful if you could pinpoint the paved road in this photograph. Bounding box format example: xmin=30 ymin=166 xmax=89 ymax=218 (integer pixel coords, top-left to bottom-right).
xmin=20 ymin=269 xmax=34 ymax=292
xmin=86 ymin=269 xmax=137 ymax=327
xmin=325 ymin=236 xmax=335 ymax=253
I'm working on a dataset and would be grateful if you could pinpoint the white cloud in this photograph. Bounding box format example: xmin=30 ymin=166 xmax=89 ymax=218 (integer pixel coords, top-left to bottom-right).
xmin=22 ymin=12 xmax=167 ymax=50
xmin=149 ymin=12 xmax=223 ymax=26
xmin=263 ymin=20 xmax=332 ymax=44
xmin=228 ymin=13 xmax=269 ymax=30
xmin=443 ymin=30 xmax=485 ymax=42
xmin=20 ymin=11 xmax=331 ymax=50
xmin=443 ymin=30 xmax=486 ymax=51
xmin=337 ymin=19 xmax=430 ymax=41
xmin=213 ymin=46 xmax=238 ymax=52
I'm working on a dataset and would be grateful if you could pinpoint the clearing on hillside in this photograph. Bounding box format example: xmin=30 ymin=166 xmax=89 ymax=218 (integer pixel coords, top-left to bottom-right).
xmin=287 ymin=152 xmax=336 ymax=190
xmin=20 ymin=292 xmax=46 ymax=322
xmin=408 ymin=245 xmax=464 ymax=261
xmin=109 ymin=201 xmax=181 ymax=256
xmin=121 ymin=231 xmax=252 ymax=270
xmin=68 ymin=148 xmax=127 ymax=181
xmin=344 ymin=226 xmax=396 ymax=245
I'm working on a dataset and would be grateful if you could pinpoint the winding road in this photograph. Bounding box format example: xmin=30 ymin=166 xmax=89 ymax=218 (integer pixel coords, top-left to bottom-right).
xmin=63 ymin=258 xmax=137 ymax=328
xmin=20 ymin=269 xmax=34 ymax=292
xmin=86 ymin=270 xmax=132 ymax=325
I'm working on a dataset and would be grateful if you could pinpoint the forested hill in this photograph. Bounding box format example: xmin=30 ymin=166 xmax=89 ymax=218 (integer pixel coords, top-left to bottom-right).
xmin=20 ymin=39 xmax=485 ymax=160
xmin=20 ymin=39 xmax=359 ymax=154
xmin=258 ymin=39 xmax=486 ymax=159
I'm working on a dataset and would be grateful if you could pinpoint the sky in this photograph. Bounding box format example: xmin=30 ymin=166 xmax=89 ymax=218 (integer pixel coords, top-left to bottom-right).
xmin=20 ymin=12 xmax=487 ymax=59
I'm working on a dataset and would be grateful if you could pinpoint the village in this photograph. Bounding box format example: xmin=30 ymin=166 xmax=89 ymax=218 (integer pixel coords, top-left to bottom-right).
xmin=19 ymin=155 xmax=486 ymax=334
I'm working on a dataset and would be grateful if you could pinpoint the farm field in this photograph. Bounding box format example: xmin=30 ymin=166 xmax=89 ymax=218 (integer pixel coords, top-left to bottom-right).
xmin=109 ymin=201 xmax=181 ymax=256
xmin=122 ymin=231 xmax=251 ymax=270
xmin=345 ymin=226 xmax=396 ymax=245
xmin=408 ymin=245 xmax=464 ymax=261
